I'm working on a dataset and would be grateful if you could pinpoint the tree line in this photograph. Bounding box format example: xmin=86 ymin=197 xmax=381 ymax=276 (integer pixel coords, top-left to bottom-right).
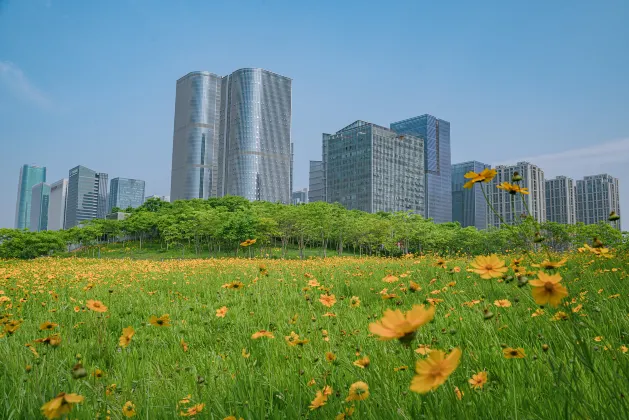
xmin=0 ymin=196 xmax=626 ymax=259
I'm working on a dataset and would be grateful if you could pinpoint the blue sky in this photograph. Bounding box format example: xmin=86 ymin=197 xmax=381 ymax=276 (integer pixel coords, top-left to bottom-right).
xmin=1 ymin=0 xmax=628 ymax=230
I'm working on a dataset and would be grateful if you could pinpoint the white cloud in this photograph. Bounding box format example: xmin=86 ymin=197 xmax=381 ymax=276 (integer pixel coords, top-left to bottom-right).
xmin=0 ymin=61 xmax=53 ymax=109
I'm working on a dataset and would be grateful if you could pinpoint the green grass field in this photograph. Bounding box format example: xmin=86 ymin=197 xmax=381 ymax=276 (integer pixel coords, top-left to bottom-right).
xmin=1 ymin=252 xmax=628 ymax=419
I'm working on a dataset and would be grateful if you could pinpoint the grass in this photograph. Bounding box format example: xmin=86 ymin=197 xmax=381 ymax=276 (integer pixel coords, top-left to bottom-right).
xmin=1 ymin=251 xmax=629 ymax=419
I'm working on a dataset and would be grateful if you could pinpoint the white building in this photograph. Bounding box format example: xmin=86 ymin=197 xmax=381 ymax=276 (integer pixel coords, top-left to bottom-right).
xmin=48 ymin=178 xmax=68 ymax=231
xmin=545 ymin=176 xmax=576 ymax=224
xmin=30 ymin=182 xmax=50 ymax=232
xmin=146 ymin=195 xmax=170 ymax=202
xmin=576 ymin=174 xmax=621 ymax=230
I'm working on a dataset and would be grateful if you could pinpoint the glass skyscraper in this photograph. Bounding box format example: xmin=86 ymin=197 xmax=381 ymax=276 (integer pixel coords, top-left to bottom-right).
xmin=14 ymin=164 xmax=46 ymax=229
xmin=109 ymin=178 xmax=146 ymax=211
xmin=171 ymin=68 xmax=292 ymax=204
xmin=48 ymin=178 xmax=68 ymax=231
xmin=390 ymin=115 xmax=452 ymax=223
xmin=30 ymin=182 xmax=50 ymax=232
xmin=576 ymin=174 xmax=621 ymax=230
xmin=451 ymin=161 xmax=490 ymax=229
xmin=308 ymin=160 xmax=325 ymax=203
xmin=64 ymin=166 xmax=109 ymax=229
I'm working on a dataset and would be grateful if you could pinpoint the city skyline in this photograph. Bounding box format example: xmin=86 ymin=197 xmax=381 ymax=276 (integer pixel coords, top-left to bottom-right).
xmin=1 ymin=1 xmax=628 ymax=230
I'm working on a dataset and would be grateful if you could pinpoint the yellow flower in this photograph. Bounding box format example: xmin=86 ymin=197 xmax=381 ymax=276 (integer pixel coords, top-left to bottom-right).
xmin=221 ymin=281 xmax=245 ymax=289
xmin=368 ymin=304 xmax=435 ymax=343
xmin=468 ymin=371 xmax=487 ymax=389
xmin=552 ymin=311 xmax=569 ymax=321
xmin=319 ymin=294 xmax=337 ymax=307
xmin=350 ymin=296 xmax=361 ymax=308
xmin=251 ymin=330 xmax=275 ymax=339
xmin=325 ymin=352 xmax=337 ymax=362
xmin=415 ymin=344 xmax=432 ymax=355
xmin=119 ymin=326 xmax=135 ymax=348
xmin=496 ymin=182 xmax=529 ymax=195
xmin=241 ymin=348 xmax=250 ymax=358
xmin=345 ymin=381 xmax=369 ymax=401
xmin=463 ymin=168 xmax=497 ymax=188
xmin=503 ymin=347 xmax=526 ymax=359
xmin=382 ymin=274 xmax=399 ymax=283
xmin=410 ymin=348 xmax=461 ymax=394
xmin=533 ymin=258 xmax=568 ymax=270
xmin=353 ymin=356 xmax=370 ymax=368
xmin=454 ymin=386 xmax=464 ymax=400
xmin=216 ymin=306 xmax=228 ymax=318
xmin=180 ymin=338 xmax=189 ymax=352
xmin=309 ymin=390 xmax=328 ymax=410
xmin=494 ymin=299 xmax=512 ymax=308
xmin=529 ymin=272 xmax=568 ymax=307
xmin=409 ymin=281 xmax=422 ymax=292
xmin=86 ymin=299 xmax=108 ymax=313
xmin=41 ymin=393 xmax=84 ymax=419
xmin=92 ymin=368 xmax=105 ymax=379
xmin=285 ymin=331 xmax=309 ymax=346
xmin=149 ymin=314 xmax=171 ymax=327
xmin=39 ymin=321 xmax=58 ymax=331
xmin=335 ymin=406 xmax=356 ymax=420
xmin=180 ymin=403 xmax=205 ymax=417
xmin=469 ymin=255 xmax=508 ymax=279
xmin=123 ymin=401 xmax=136 ymax=417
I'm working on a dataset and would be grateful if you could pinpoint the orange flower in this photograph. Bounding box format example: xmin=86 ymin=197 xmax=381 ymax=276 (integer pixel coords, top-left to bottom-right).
xmin=409 ymin=281 xmax=421 ymax=292
xmin=123 ymin=400 xmax=136 ymax=417
xmin=493 ymin=299 xmax=512 ymax=308
xmin=454 ymin=386 xmax=464 ymax=400
xmin=180 ymin=338 xmax=189 ymax=352
xmin=251 ymin=330 xmax=275 ymax=339
xmin=34 ymin=334 xmax=62 ymax=347
xmin=345 ymin=381 xmax=369 ymax=401
xmin=463 ymin=168 xmax=497 ymax=188
xmin=382 ymin=274 xmax=399 ymax=283
xmin=319 ymin=294 xmax=337 ymax=308
xmin=309 ymin=389 xmax=328 ymax=410
xmin=325 ymin=352 xmax=337 ymax=362
xmin=415 ymin=344 xmax=433 ymax=355
xmin=468 ymin=371 xmax=488 ymax=389
xmin=285 ymin=331 xmax=309 ymax=346
xmin=216 ymin=306 xmax=228 ymax=318
xmin=149 ymin=314 xmax=171 ymax=327
xmin=119 ymin=326 xmax=135 ymax=348
xmin=39 ymin=321 xmax=58 ymax=331
xmin=410 ymin=348 xmax=461 ymax=394
xmin=469 ymin=255 xmax=508 ymax=279
xmin=41 ymin=393 xmax=84 ymax=419
xmin=529 ymin=272 xmax=568 ymax=307
xmin=503 ymin=347 xmax=526 ymax=359
xmin=369 ymin=305 xmax=435 ymax=343
xmin=350 ymin=296 xmax=361 ymax=307
xmin=86 ymin=300 xmax=108 ymax=313
xmin=353 ymin=356 xmax=370 ymax=368
xmin=180 ymin=403 xmax=205 ymax=417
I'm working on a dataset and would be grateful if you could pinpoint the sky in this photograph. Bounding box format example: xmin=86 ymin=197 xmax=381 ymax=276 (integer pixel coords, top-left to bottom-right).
xmin=1 ymin=0 xmax=628 ymax=230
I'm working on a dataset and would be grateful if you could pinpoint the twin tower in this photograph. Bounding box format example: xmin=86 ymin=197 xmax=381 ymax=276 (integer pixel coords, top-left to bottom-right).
xmin=170 ymin=68 xmax=293 ymax=204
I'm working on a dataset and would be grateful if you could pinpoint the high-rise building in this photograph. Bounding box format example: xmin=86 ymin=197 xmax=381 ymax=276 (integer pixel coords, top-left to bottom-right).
xmin=48 ymin=178 xmax=68 ymax=231
xmin=170 ymin=68 xmax=292 ymax=204
xmin=146 ymin=195 xmax=170 ymax=203
xmin=308 ymin=160 xmax=325 ymax=203
xmin=30 ymin=182 xmax=50 ymax=232
xmin=323 ymin=120 xmax=424 ymax=214
xmin=451 ymin=161 xmax=491 ymax=229
xmin=292 ymin=188 xmax=308 ymax=205
xmin=14 ymin=164 xmax=46 ymax=229
xmin=487 ymin=161 xmax=546 ymax=227
xmin=576 ymin=174 xmax=621 ymax=230
xmin=391 ymin=115 xmax=451 ymax=223
xmin=64 ymin=166 xmax=109 ymax=229
xmin=545 ymin=176 xmax=576 ymax=225
xmin=109 ymin=178 xmax=145 ymax=211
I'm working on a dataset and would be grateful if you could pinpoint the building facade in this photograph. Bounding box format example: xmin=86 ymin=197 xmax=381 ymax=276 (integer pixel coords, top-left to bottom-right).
xmin=487 ymin=161 xmax=546 ymax=227
xmin=576 ymin=174 xmax=621 ymax=230
xmin=545 ymin=176 xmax=576 ymax=224
xmin=30 ymin=182 xmax=50 ymax=232
xmin=64 ymin=166 xmax=109 ymax=229
xmin=323 ymin=120 xmax=424 ymax=214
xmin=308 ymin=160 xmax=325 ymax=203
xmin=390 ymin=115 xmax=451 ymax=223
xmin=451 ymin=161 xmax=490 ymax=229
xmin=109 ymin=178 xmax=145 ymax=211
xmin=292 ymin=188 xmax=308 ymax=205
xmin=146 ymin=195 xmax=170 ymax=202
xmin=171 ymin=68 xmax=292 ymax=204
xmin=14 ymin=164 xmax=46 ymax=229
xmin=47 ymin=178 xmax=68 ymax=231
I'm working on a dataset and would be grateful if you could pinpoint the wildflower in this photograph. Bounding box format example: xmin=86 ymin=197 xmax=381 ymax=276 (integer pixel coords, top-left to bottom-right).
xmin=434 ymin=258 xmax=447 ymax=268
xmin=454 ymin=386 xmax=464 ymax=400
xmin=533 ymin=258 xmax=568 ymax=270
xmin=494 ymin=299 xmax=512 ymax=308
xmin=325 ymin=352 xmax=337 ymax=362
xmin=350 ymin=296 xmax=361 ymax=307
xmin=353 ymin=356 xmax=370 ymax=368
xmin=468 ymin=371 xmax=488 ymax=389
xmin=251 ymin=330 xmax=275 ymax=339
xmin=106 ymin=384 xmax=117 ymax=396
xmin=319 ymin=294 xmax=337 ymax=307
xmin=34 ymin=334 xmax=62 ymax=347
xmin=503 ymin=347 xmax=526 ymax=359
xmin=41 ymin=393 xmax=84 ymax=419
xmin=216 ymin=306 xmax=228 ymax=318
xmin=123 ymin=401 xmax=136 ymax=417
xmin=119 ymin=326 xmax=135 ymax=348
xmin=394 ymin=366 xmax=409 ymax=372
xmin=512 ymin=171 xmax=523 ymax=182
xmin=496 ymin=182 xmax=529 ymax=195
xmin=410 ymin=348 xmax=461 ymax=394
xmin=39 ymin=321 xmax=58 ymax=331
xmin=336 ymin=406 xmax=355 ymax=420
xmin=222 ymin=281 xmax=244 ymax=289
xmin=345 ymin=381 xmax=370 ymax=401
xmin=180 ymin=338 xmax=189 ymax=352
xmin=73 ymin=306 xmax=80 ymax=313
xmin=322 ymin=312 xmax=336 ymax=317
xmin=369 ymin=304 xmax=435 ymax=344
xmin=149 ymin=314 xmax=171 ymax=327
xmin=469 ymin=255 xmax=508 ymax=279
xmin=86 ymin=299 xmax=108 ymax=313
xmin=180 ymin=403 xmax=205 ymax=417
xmin=620 ymin=346 xmax=628 ymax=353
xmin=529 ymin=272 xmax=568 ymax=307
xmin=223 ymin=416 xmax=244 ymax=420
xmin=285 ymin=331 xmax=309 ymax=346
xmin=572 ymin=304 xmax=583 ymax=313
xmin=409 ymin=281 xmax=421 ymax=292
xmin=415 ymin=344 xmax=432 ymax=355
xmin=609 ymin=211 xmax=620 ymax=221
xmin=92 ymin=369 xmax=105 ymax=379
xmin=552 ymin=311 xmax=569 ymax=321
xmin=240 ymin=239 xmax=256 ymax=247
xmin=382 ymin=274 xmax=399 ymax=283
xmin=531 ymin=309 xmax=545 ymax=317
xmin=241 ymin=348 xmax=250 ymax=358
xmin=309 ymin=389 xmax=328 ymax=410
xmin=463 ymin=168 xmax=497 ymax=188
xmin=308 ymin=279 xmax=320 ymax=287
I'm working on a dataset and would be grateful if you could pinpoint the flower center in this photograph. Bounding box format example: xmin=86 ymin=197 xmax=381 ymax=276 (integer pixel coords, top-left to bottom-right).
xmin=544 ymin=282 xmax=555 ymax=291
xmin=485 ymin=265 xmax=494 ymax=270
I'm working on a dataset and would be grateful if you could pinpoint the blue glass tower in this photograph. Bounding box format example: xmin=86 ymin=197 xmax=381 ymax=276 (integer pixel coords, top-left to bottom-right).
xmin=451 ymin=161 xmax=490 ymax=229
xmin=14 ymin=164 xmax=46 ymax=229
xmin=391 ymin=115 xmax=451 ymax=223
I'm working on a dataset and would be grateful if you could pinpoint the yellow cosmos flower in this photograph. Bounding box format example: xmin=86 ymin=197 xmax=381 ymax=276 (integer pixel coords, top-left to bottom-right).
xmin=529 ymin=272 xmax=568 ymax=307
xmin=410 ymin=348 xmax=461 ymax=394
xmin=468 ymin=371 xmax=488 ymax=389
xmin=469 ymin=255 xmax=508 ymax=279
xmin=39 ymin=321 xmax=58 ymax=331
xmin=463 ymin=168 xmax=497 ymax=188
xmin=123 ymin=401 xmax=136 ymax=417
xmin=216 ymin=306 xmax=228 ymax=318
xmin=86 ymin=299 xmax=108 ymax=313
xmin=369 ymin=304 xmax=435 ymax=344
xmin=41 ymin=393 xmax=84 ymax=419
xmin=251 ymin=330 xmax=275 ymax=339
xmin=345 ymin=381 xmax=369 ymax=401
xmin=119 ymin=326 xmax=135 ymax=348
xmin=149 ymin=314 xmax=171 ymax=327
xmin=353 ymin=356 xmax=370 ymax=368
xmin=503 ymin=347 xmax=526 ymax=359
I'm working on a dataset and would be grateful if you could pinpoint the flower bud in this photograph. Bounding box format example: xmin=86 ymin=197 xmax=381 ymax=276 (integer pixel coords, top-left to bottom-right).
xmin=608 ymin=211 xmax=620 ymax=221
xmin=512 ymin=172 xmax=523 ymax=182
xmin=533 ymin=232 xmax=545 ymax=243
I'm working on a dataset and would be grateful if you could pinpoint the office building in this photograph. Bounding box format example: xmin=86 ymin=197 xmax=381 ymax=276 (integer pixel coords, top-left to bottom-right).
xmin=170 ymin=68 xmax=292 ymax=204
xmin=47 ymin=178 xmax=68 ymax=231
xmin=323 ymin=120 xmax=424 ymax=214
xmin=292 ymin=188 xmax=308 ymax=205
xmin=309 ymin=160 xmax=325 ymax=203
xmin=487 ymin=161 xmax=546 ymax=227
xmin=30 ymin=182 xmax=50 ymax=232
xmin=109 ymin=178 xmax=145 ymax=211
xmin=576 ymin=174 xmax=621 ymax=230
xmin=451 ymin=161 xmax=491 ymax=229
xmin=146 ymin=195 xmax=170 ymax=202
xmin=391 ymin=114 xmax=451 ymax=223
xmin=545 ymin=176 xmax=576 ymax=225
xmin=14 ymin=164 xmax=46 ymax=229
xmin=64 ymin=166 xmax=109 ymax=229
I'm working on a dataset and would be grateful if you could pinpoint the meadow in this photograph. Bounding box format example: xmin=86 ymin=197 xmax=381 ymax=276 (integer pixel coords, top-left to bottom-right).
xmin=1 ymin=249 xmax=628 ymax=419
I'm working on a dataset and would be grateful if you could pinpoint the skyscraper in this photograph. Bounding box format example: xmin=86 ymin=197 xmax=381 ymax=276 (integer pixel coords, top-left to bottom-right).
xmin=292 ymin=188 xmax=308 ymax=205
xmin=391 ymin=115 xmax=451 ymax=223
xmin=545 ymin=176 xmax=576 ymax=225
xmin=487 ymin=162 xmax=546 ymax=227
xmin=48 ymin=178 xmax=68 ymax=231
xmin=170 ymin=68 xmax=292 ymax=204
xmin=308 ymin=160 xmax=325 ymax=203
xmin=109 ymin=178 xmax=146 ymax=211
xmin=323 ymin=120 xmax=424 ymax=214
xmin=30 ymin=182 xmax=50 ymax=232
xmin=64 ymin=166 xmax=109 ymax=229
xmin=451 ymin=161 xmax=490 ymax=229
xmin=14 ymin=164 xmax=46 ymax=229
xmin=576 ymin=174 xmax=621 ymax=230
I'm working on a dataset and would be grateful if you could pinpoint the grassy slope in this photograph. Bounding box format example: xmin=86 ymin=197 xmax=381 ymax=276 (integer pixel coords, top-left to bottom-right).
xmin=1 ymin=253 xmax=628 ymax=419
